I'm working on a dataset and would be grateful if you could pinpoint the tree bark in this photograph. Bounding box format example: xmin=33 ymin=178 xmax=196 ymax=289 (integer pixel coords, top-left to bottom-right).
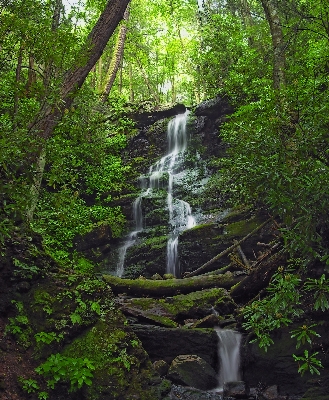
xmin=103 ymin=273 xmax=244 ymax=297
xmin=101 ymin=5 xmax=130 ymax=101
xmin=26 ymin=0 xmax=131 ymax=221
xmin=260 ymin=0 xmax=286 ymax=90
xmin=31 ymin=0 xmax=131 ymax=140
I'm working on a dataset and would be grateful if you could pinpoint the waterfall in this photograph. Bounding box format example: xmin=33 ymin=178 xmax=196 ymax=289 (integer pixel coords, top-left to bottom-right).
xmin=164 ymin=111 xmax=196 ymax=276
xmin=115 ymin=110 xmax=196 ymax=277
xmin=115 ymin=196 xmax=143 ymax=277
xmin=215 ymin=328 xmax=242 ymax=389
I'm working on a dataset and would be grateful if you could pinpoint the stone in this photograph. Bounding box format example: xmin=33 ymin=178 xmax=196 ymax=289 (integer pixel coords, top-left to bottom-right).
xmin=259 ymin=385 xmax=278 ymax=400
xmin=223 ymin=381 xmax=249 ymax=398
xmin=153 ymin=360 xmax=169 ymax=376
xmin=169 ymin=384 xmax=222 ymax=399
xmin=192 ymin=314 xmax=220 ymax=328
xmin=133 ymin=103 xmax=186 ymax=129
xmin=167 ymin=355 xmax=218 ymax=391
xmin=131 ymin=325 xmax=218 ymax=368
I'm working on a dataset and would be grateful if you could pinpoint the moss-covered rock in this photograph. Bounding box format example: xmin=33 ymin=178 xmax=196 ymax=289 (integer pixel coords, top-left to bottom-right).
xmin=118 ymin=288 xmax=234 ymax=327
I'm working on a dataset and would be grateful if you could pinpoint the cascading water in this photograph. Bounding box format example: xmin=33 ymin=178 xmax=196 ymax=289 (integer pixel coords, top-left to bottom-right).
xmin=215 ymin=328 xmax=242 ymax=390
xmin=116 ymin=110 xmax=196 ymax=277
xmin=115 ymin=196 xmax=143 ymax=277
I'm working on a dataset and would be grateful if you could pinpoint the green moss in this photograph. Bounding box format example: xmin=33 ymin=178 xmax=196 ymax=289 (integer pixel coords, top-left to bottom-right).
xmin=119 ymin=288 xmax=230 ymax=326
xmin=224 ymin=219 xmax=259 ymax=237
xmin=61 ymin=314 xmax=159 ymax=399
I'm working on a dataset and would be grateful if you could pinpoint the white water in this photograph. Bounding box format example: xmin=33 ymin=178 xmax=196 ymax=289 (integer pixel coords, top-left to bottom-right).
xmin=115 ymin=197 xmax=143 ymax=277
xmin=215 ymin=328 xmax=242 ymax=389
xmin=116 ymin=110 xmax=196 ymax=277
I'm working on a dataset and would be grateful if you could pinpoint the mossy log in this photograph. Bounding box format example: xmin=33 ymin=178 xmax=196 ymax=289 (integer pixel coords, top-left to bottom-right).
xmin=230 ymin=252 xmax=286 ymax=302
xmin=103 ymin=273 xmax=244 ymax=297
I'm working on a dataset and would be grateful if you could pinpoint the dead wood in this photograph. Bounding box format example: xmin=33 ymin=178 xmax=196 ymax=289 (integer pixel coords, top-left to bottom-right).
xmin=103 ymin=273 xmax=244 ymax=297
xmin=184 ymin=218 xmax=273 ymax=279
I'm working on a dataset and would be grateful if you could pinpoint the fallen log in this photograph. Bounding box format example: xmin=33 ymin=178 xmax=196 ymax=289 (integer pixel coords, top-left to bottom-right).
xmin=103 ymin=273 xmax=245 ymax=297
xmin=184 ymin=218 xmax=273 ymax=278
xmin=230 ymin=252 xmax=286 ymax=303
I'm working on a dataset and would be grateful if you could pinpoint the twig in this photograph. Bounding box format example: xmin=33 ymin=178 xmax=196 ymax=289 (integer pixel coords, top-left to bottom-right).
xmin=184 ymin=218 xmax=273 ymax=278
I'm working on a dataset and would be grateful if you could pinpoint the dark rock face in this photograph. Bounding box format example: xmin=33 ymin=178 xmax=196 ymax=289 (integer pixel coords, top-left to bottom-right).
xmin=131 ymin=325 xmax=218 ymax=369
xmin=242 ymin=323 xmax=329 ymax=397
xmin=167 ymin=354 xmax=218 ymax=390
xmin=194 ymin=95 xmax=234 ymax=119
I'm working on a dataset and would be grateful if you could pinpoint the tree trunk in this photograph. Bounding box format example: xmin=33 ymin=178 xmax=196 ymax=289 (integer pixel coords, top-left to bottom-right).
xmin=260 ymin=0 xmax=286 ymax=90
xmin=101 ymin=5 xmax=130 ymax=102
xmin=14 ymin=43 xmax=23 ymax=120
xmin=26 ymin=0 xmax=131 ymax=221
xmin=103 ymin=273 xmax=244 ymax=297
xmin=136 ymin=57 xmax=160 ymax=105
xmin=129 ymin=64 xmax=134 ymax=102
xmin=31 ymin=0 xmax=131 ymax=140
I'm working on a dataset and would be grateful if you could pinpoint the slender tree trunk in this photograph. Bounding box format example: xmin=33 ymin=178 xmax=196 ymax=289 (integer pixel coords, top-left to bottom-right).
xmin=101 ymin=5 xmax=130 ymax=102
xmin=27 ymin=0 xmax=131 ymax=222
xmin=97 ymin=56 xmax=103 ymax=92
xmin=119 ymin=58 xmax=123 ymax=94
xmin=129 ymin=63 xmax=134 ymax=102
xmin=260 ymin=0 xmax=286 ymax=90
xmin=136 ymin=58 xmax=160 ymax=104
xmin=31 ymin=0 xmax=131 ymax=141
xmin=26 ymin=54 xmax=37 ymax=94
xmin=14 ymin=43 xmax=23 ymax=119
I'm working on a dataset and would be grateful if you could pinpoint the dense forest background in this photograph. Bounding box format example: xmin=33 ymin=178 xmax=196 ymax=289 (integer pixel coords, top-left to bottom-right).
xmin=1 ymin=0 xmax=329 ymax=398
xmin=2 ymin=0 xmax=329 ymax=269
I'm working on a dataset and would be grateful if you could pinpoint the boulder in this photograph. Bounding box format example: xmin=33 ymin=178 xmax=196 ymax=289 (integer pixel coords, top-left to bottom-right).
xmin=259 ymin=385 xmax=278 ymax=400
xmin=169 ymin=384 xmax=222 ymax=399
xmin=153 ymin=360 xmax=170 ymax=377
xmin=131 ymin=325 xmax=218 ymax=368
xmin=167 ymin=355 xmax=218 ymax=390
xmin=116 ymin=288 xmax=234 ymax=327
xmin=223 ymin=381 xmax=249 ymax=398
xmin=192 ymin=314 xmax=220 ymax=329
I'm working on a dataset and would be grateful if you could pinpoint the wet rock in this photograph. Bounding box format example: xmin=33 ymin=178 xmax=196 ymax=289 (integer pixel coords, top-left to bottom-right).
xmin=167 ymin=355 xmax=218 ymax=390
xmin=131 ymin=325 xmax=218 ymax=368
xmin=223 ymin=381 xmax=249 ymax=398
xmin=169 ymin=384 xmax=222 ymax=399
xmin=192 ymin=314 xmax=220 ymax=328
xmin=153 ymin=360 xmax=170 ymax=376
xmin=117 ymin=288 xmax=232 ymax=326
xmin=259 ymin=385 xmax=278 ymax=400
xmin=180 ymin=210 xmax=277 ymax=277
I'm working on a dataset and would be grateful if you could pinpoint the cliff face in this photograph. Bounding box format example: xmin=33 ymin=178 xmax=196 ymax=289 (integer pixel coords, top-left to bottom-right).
xmin=99 ymin=96 xmax=234 ymax=278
